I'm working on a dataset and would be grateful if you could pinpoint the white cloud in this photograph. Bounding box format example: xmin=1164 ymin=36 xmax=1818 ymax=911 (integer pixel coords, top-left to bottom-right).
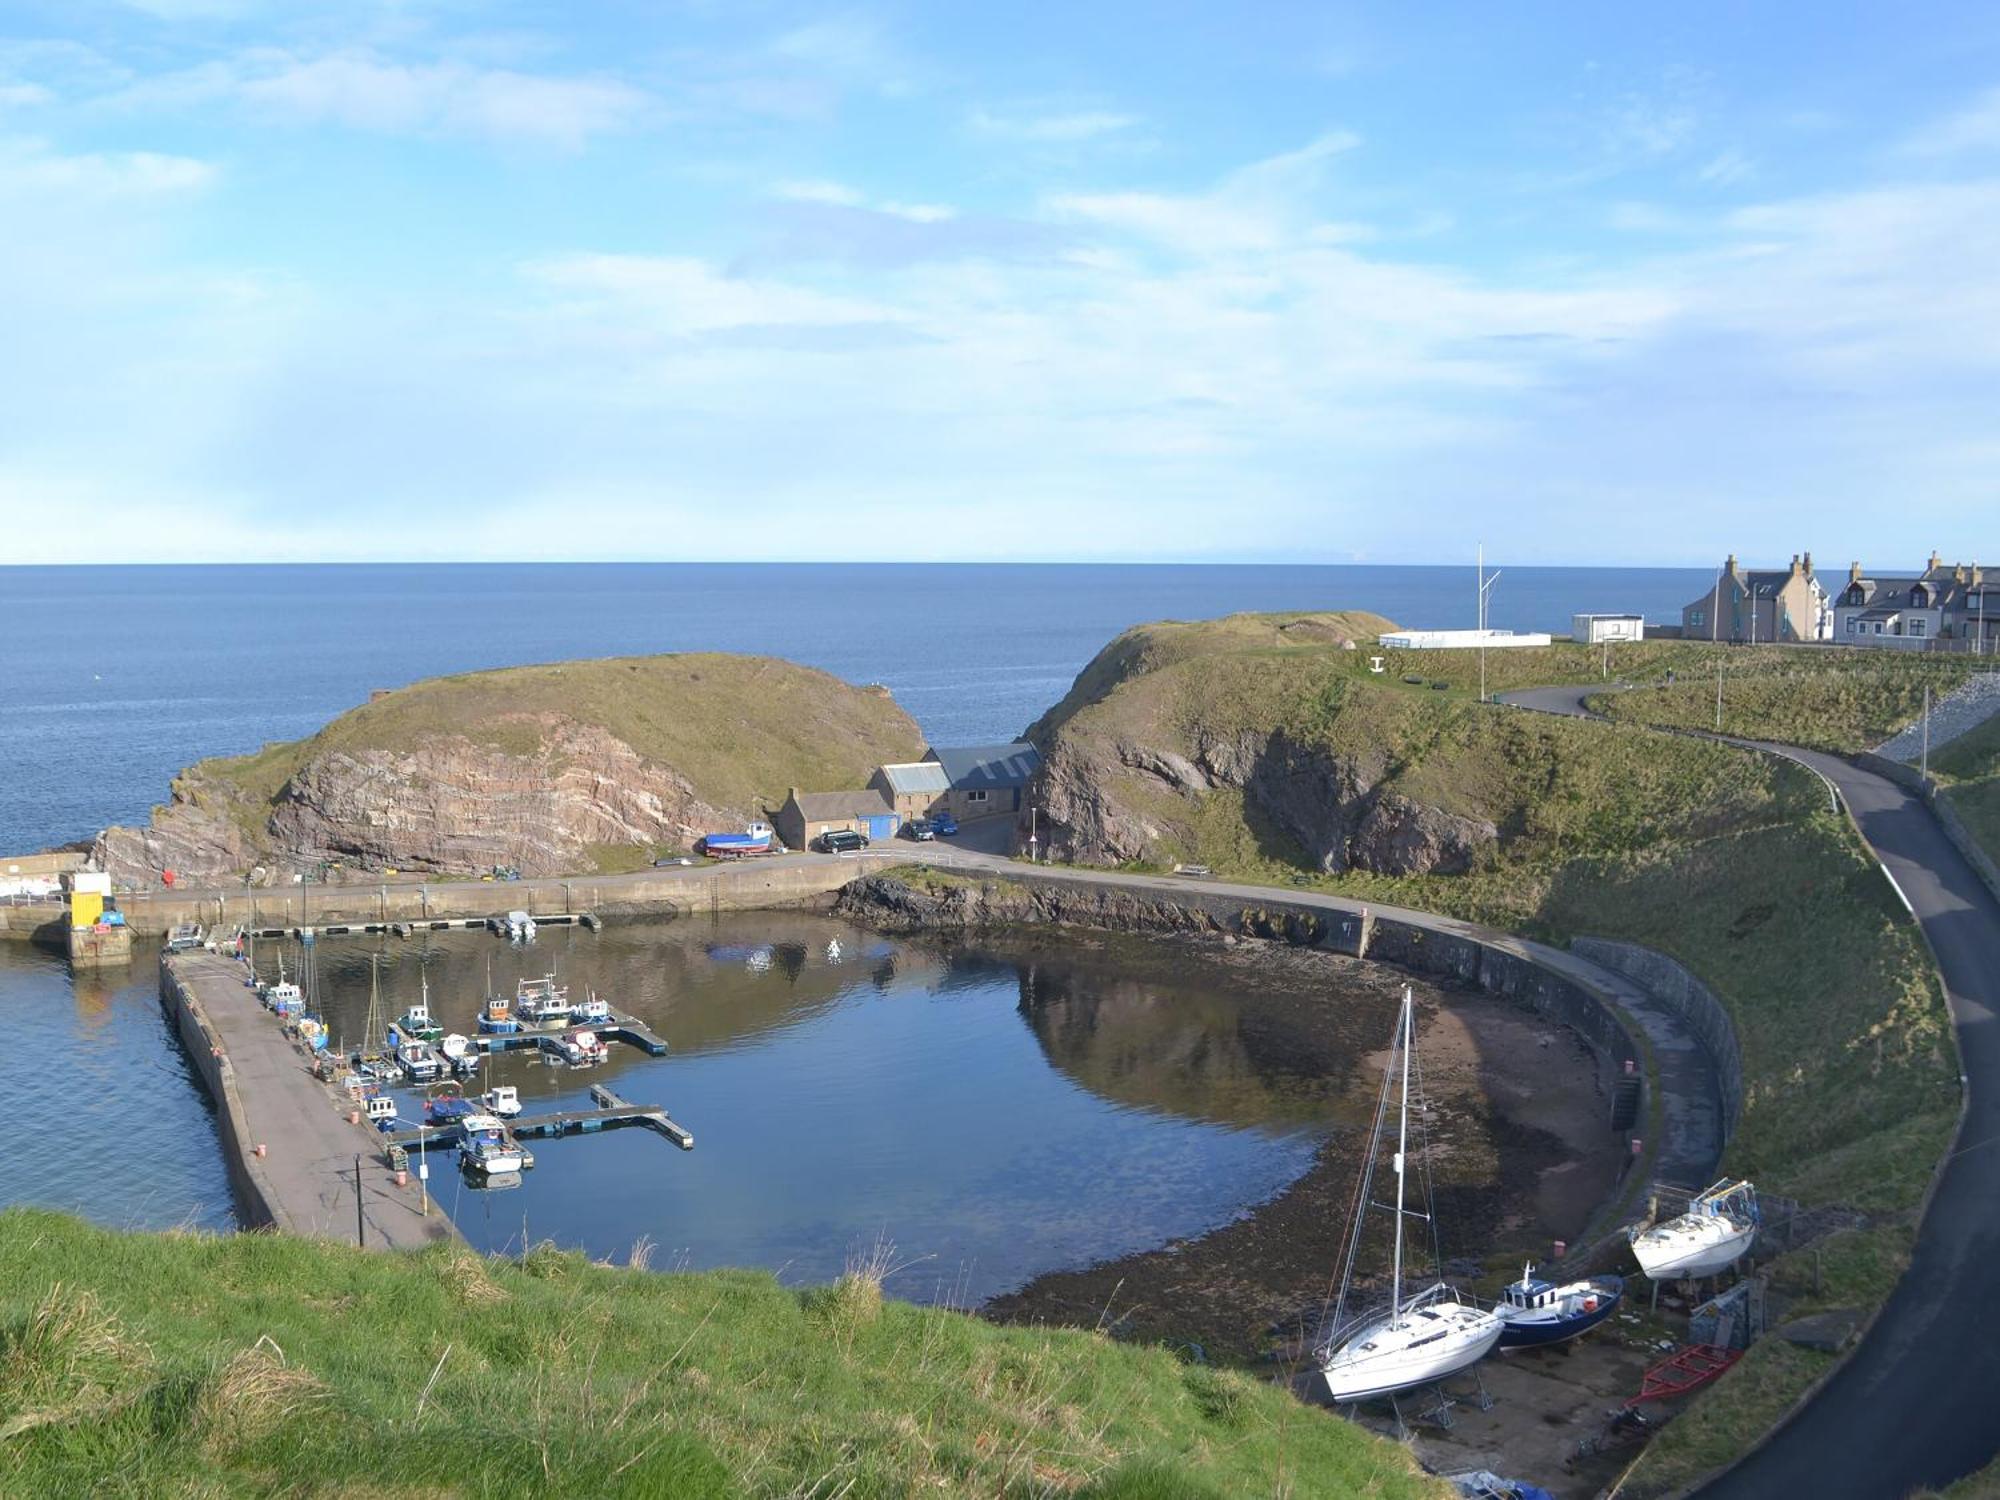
xmin=773 ymin=178 xmax=866 ymax=207
xmin=1696 ymin=148 xmax=1754 ymax=186
xmin=1905 ymin=86 xmax=2000 ymax=155
xmin=968 ymin=108 xmax=1136 ymax=143
xmin=117 ymin=48 xmax=651 ymax=146
xmin=0 ymin=83 xmax=54 ymax=109
xmin=1048 ymin=130 xmax=1361 ymax=256
xmin=0 ymin=136 xmax=214 ymax=197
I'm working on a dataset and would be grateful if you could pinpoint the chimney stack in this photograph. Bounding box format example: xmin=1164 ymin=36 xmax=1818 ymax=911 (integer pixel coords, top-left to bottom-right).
xmin=1929 ymin=549 xmax=1943 ymax=573
xmin=1850 ymin=560 xmax=1863 ymax=584
xmin=1790 ymin=553 xmax=1802 ymax=577
xmin=1803 ymin=551 xmax=1814 ymax=577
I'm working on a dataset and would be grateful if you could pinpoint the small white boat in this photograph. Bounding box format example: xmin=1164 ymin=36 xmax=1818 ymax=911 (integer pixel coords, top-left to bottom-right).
xmin=1629 ymin=1180 xmax=1758 ymax=1280
xmin=481 ymin=1084 xmax=523 ymax=1118
xmin=439 ymin=1033 xmax=480 ymax=1075
xmin=264 ymin=979 xmax=303 ymax=1017
xmin=457 ymin=1114 xmax=524 ymax=1175
xmin=515 ymin=975 xmax=572 ymax=1027
xmin=559 ymin=1029 xmax=608 ymax=1067
xmin=1317 ymin=986 xmax=1503 ymax=1402
xmin=504 ymin=910 xmax=536 ymax=942
xmin=572 ymin=991 xmax=611 ymax=1025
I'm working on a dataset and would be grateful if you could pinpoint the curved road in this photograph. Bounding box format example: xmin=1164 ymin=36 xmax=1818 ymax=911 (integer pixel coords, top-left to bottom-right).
xmin=1503 ymin=685 xmax=2000 ymax=1498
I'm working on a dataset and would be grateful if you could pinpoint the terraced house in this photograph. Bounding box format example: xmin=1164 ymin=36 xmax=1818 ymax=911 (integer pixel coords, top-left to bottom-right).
xmin=1681 ymin=553 xmax=1832 ymax=642
xmin=1832 ymin=554 xmax=1999 ymax=651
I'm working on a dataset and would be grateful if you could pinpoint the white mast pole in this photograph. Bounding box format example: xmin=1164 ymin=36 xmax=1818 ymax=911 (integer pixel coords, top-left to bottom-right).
xmin=1391 ymin=985 xmax=1412 ymax=1326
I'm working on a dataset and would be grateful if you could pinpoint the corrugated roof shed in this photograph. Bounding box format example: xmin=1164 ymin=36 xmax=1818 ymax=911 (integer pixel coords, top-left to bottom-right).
xmin=925 ymin=742 xmax=1041 ymax=790
xmin=877 ymin=762 xmax=952 ymax=795
xmin=792 ymin=790 xmax=894 ymax=821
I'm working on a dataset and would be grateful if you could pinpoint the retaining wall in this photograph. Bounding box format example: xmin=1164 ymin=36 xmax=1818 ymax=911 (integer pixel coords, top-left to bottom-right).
xmin=1571 ymin=936 xmax=1744 ymax=1142
xmin=157 ymin=956 xmax=278 ymax=1230
xmin=1853 ymin=751 xmax=2000 ymax=910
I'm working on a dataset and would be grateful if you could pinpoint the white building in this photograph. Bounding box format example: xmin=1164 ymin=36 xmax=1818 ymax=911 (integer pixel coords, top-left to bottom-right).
xmin=1377 ymin=628 xmax=1553 ymax=650
xmin=1572 ymin=614 xmax=1645 ymax=644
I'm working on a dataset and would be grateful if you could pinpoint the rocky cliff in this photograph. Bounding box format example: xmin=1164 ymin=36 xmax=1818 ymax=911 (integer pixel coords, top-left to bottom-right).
xmin=96 ymin=653 xmax=923 ymax=883
xmin=1023 ymin=612 xmax=1503 ymax=877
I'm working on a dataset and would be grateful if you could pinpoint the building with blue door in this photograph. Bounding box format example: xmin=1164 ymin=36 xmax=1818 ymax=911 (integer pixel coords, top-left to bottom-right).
xmin=773 ymin=788 xmax=900 ymax=851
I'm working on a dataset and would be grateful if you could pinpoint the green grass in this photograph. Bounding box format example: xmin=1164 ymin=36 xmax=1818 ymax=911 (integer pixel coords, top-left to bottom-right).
xmin=0 ymin=1209 xmax=1446 ymax=1500
xmin=180 ymin=654 xmax=924 ymax=864
xmin=1593 ymin=652 xmax=1980 ymax=753
xmin=1931 ymin=711 xmax=2000 ymax=877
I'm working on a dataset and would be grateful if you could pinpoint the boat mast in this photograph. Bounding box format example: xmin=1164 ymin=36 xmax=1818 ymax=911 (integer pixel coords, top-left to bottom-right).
xmin=1391 ymin=985 xmax=1412 ymax=1327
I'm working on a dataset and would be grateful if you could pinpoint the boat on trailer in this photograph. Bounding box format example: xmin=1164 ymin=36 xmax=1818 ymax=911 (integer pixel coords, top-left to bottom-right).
xmin=1629 ymin=1180 xmax=1758 ymax=1280
xmin=1317 ymin=986 xmax=1503 ymax=1403
xmin=1495 ymin=1265 xmax=1624 ymax=1348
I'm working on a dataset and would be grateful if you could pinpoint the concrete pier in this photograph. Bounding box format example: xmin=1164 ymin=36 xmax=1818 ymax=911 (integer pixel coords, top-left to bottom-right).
xmin=160 ymin=950 xmax=457 ymax=1249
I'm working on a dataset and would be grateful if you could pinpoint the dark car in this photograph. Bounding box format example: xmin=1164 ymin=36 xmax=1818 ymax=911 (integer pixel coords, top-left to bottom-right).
xmin=931 ymin=811 xmax=959 ymax=836
xmin=901 ymin=818 xmax=935 ymax=841
xmin=818 ymin=829 xmax=868 ymax=853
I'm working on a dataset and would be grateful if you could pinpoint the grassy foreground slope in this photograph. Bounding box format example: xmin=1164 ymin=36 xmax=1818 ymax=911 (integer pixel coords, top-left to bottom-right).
xmin=1932 ymin=712 xmax=2000 ymax=874
xmin=0 ymin=1210 xmax=1444 ymax=1500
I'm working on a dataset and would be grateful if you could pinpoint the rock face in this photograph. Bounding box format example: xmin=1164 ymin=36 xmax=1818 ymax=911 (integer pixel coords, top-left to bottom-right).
xmin=94 ymin=652 xmax=923 ymax=884
xmin=1033 ymin=726 xmax=1496 ymax=876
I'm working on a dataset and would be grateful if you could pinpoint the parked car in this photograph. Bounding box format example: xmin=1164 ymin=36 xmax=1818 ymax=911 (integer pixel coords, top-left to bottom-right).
xmin=901 ymin=818 xmax=935 ymax=841
xmin=818 ymin=829 xmax=869 ymax=853
xmin=931 ymin=811 xmax=959 ymax=836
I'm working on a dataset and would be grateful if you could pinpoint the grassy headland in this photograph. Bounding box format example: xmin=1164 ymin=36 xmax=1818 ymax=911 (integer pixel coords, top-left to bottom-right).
xmin=1026 ymin=612 xmax=1959 ymax=1495
xmin=1931 ymin=712 xmax=2000 ymax=873
xmin=0 ymin=1209 xmax=1444 ymax=1500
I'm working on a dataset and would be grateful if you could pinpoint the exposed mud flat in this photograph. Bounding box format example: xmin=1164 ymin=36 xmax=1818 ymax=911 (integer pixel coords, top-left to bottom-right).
xmin=964 ymin=931 xmax=1628 ymax=1364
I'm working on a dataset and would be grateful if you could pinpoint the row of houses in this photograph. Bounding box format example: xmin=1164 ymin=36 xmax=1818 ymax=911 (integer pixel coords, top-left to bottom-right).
xmin=772 ymin=742 xmax=1040 ymax=850
xmin=1679 ymin=552 xmax=1999 ymax=651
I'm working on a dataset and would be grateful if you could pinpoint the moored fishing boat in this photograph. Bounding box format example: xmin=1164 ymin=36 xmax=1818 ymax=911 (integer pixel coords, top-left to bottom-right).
xmin=478 ymin=990 xmax=520 ymax=1033
xmin=572 ymin=991 xmax=610 ymax=1025
xmin=395 ymin=1036 xmax=442 ymax=1082
xmin=559 ymin=1029 xmax=608 ymax=1066
xmin=1494 ymin=1265 xmax=1624 ymax=1348
xmin=457 ymin=1114 xmax=524 ymax=1175
xmin=1629 ymin=1180 xmax=1758 ymax=1280
xmin=439 ymin=1032 xmax=479 ymax=1076
xmin=1316 ymin=986 xmax=1503 ymax=1403
xmin=481 ymin=1084 xmax=522 ymax=1117
xmin=515 ymin=974 xmax=572 ymax=1028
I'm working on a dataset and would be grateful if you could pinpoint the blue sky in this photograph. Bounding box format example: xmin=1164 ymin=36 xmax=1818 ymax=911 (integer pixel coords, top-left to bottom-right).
xmin=2 ymin=1 xmax=1998 ymax=565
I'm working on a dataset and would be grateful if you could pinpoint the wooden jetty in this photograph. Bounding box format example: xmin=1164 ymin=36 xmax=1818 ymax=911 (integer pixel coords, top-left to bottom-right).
xmin=242 ymin=911 xmax=602 ymax=941
xmin=470 ymin=1014 xmax=669 ymax=1060
xmin=384 ymin=1083 xmax=692 ymax=1155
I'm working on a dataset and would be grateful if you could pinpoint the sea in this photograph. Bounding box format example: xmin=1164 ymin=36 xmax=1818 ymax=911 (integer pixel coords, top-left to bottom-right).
xmin=0 ymin=562 xmax=1708 ymax=856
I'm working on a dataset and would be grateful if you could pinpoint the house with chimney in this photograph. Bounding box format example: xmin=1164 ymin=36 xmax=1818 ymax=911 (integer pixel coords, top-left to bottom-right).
xmin=1831 ymin=554 xmax=1997 ymax=651
xmin=1680 ymin=553 xmax=1831 ymax=643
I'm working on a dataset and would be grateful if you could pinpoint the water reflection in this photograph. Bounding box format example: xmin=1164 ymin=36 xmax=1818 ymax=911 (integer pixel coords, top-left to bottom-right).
xmin=0 ymin=940 xmax=235 ymax=1233
xmin=289 ymin=914 xmax=1342 ymax=1302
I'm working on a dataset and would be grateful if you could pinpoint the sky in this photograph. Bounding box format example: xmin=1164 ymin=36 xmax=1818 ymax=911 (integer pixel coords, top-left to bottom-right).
xmin=1 ymin=2 xmax=1997 ymax=566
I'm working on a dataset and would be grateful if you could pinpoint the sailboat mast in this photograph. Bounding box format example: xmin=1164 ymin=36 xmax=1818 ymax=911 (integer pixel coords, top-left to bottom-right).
xmin=1391 ymin=985 xmax=1412 ymax=1326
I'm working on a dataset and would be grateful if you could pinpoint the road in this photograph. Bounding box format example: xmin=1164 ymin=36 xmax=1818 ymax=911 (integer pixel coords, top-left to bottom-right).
xmin=1502 ymin=685 xmax=2000 ymax=1497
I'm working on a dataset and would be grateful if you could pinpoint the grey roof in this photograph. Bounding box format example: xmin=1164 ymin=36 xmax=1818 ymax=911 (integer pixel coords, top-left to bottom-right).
xmin=876 ymin=761 xmax=952 ymax=795
xmin=1840 ymin=574 xmax=1973 ymax=611
xmin=925 ymin=742 xmax=1041 ymax=791
xmin=790 ymin=789 xmax=894 ymax=821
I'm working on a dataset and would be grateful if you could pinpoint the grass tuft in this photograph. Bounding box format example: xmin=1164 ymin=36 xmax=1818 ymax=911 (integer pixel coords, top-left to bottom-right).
xmin=0 ymin=1282 xmax=153 ymax=1438
xmin=191 ymin=1338 xmax=330 ymax=1457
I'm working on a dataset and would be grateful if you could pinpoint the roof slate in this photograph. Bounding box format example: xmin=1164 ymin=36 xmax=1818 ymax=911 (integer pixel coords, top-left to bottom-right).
xmin=876 ymin=762 xmax=952 ymax=795
xmin=926 ymin=742 xmax=1042 ymax=790
xmin=791 ymin=789 xmax=894 ymax=821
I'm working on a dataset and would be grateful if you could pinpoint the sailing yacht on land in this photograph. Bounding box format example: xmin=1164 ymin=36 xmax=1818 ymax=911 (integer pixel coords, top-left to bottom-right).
xmin=1317 ymin=986 xmax=1503 ymax=1403
xmin=1629 ymin=1180 xmax=1758 ymax=1280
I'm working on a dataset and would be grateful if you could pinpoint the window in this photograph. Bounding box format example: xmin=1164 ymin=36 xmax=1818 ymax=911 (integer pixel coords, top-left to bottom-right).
xmin=1911 ymin=618 xmax=1927 ymax=637
xmin=965 ymin=789 xmax=988 ymax=804
xmin=1848 ymin=618 xmax=1860 ymax=635
xmin=1873 ymin=622 xmax=1884 ymax=634
xmin=1690 ymin=609 xmax=1704 ymax=627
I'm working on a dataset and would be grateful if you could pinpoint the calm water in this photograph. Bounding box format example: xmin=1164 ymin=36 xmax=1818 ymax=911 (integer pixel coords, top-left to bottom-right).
xmin=285 ymin=914 xmax=1370 ymax=1302
xmin=0 ymin=940 xmax=236 ymax=1232
xmin=0 ymin=562 xmax=1708 ymax=854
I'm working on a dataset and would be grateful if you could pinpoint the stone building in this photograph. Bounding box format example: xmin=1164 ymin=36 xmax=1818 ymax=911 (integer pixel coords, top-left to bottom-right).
xmin=1681 ymin=553 xmax=1831 ymax=642
xmin=1832 ymin=554 xmax=1997 ymax=650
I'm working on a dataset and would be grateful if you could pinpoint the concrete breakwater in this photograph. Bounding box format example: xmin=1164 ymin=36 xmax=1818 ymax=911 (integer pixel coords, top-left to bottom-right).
xmin=0 ymin=849 xmax=907 ymax=946
xmin=160 ymin=950 xmax=454 ymax=1249
xmin=836 ymin=867 xmax=1734 ymax=1206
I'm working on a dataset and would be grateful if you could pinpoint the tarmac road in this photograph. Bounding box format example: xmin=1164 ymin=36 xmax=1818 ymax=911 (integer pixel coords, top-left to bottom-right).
xmin=1501 ymin=684 xmax=2000 ymax=1497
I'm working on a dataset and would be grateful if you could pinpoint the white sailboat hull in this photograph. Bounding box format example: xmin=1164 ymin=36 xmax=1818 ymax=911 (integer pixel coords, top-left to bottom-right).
xmin=1320 ymin=1294 xmax=1504 ymax=1402
xmin=1631 ymin=1215 xmax=1755 ymax=1279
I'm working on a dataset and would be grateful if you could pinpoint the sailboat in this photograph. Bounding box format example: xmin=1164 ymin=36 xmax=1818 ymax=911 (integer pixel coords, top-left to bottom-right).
xmin=1317 ymin=986 xmax=1503 ymax=1403
xmin=1629 ymin=1180 xmax=1758 ymax=1280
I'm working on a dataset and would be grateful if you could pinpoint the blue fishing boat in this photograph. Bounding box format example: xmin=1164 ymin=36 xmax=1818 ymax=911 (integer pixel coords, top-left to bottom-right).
xmin=1494 ymin=1265 xmax=1624 ymax=1349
